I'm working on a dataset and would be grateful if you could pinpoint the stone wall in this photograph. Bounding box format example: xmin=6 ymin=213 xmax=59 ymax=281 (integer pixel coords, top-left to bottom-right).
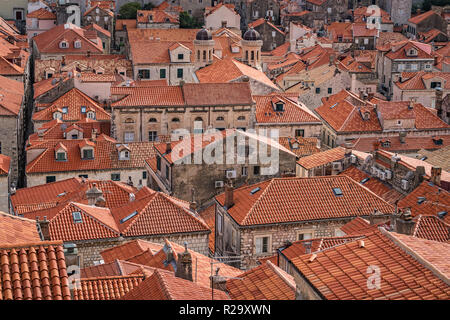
xmin=75 ymin=231 xmax=210 ymax=268
xmin=0 ymin=116 xmax=19 ymax=186
xmin=0 ymin=175 xmax=9 ymax=213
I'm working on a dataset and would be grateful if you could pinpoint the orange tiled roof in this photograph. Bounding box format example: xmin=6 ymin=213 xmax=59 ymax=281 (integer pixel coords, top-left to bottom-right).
xmin=0 ymin=241 xmax=71 ymax=300
xmin=350 ymin=135 xmax=450 ymax=153
xmin=279 ymin=235 xmax=364 ymax=261
xmin=291 ymin=230 xmax=450 ymax=300
xmin=226 ymin=261 xmax=295 ymax=300
xmin=278 ymin=136 xmax=320 ymax=158
xmin=0 ymin=154 xmax=10 ymax=175
xmin=195 ymin=58 xmax=280 ymax=91
xmin=398 ymin=180 xmax=450 ymax=223
xmin=0 ymin=212 xmax=41 ymax=245
xmin=11 ymin=178 xmax=137 ymax=215
xmin=73 ymin=275 xmax=144 ymax=300
xmin=395 ymin=71 xmax=450 ymax=90
xmin=80 ymin=259 xmax=159 ymax=278
xmin=413 ymin=215 xmax=449 ymax=243
xmin=33 ymin=24 xmax=103 ymax=54
xmin=115 ymin=19 xmax=137 ymax=31
xmin=385 ymin=41 xmax=434 ymax=60
xmin=315 ymin=90 xmax=382 ymax=133
xmin=84 ymin=4 xmax=114 ymax=17
xmin=101 ymin=239 xmax=163 ymax=263
xmin=249 ymin=18 xmax=285 ymax=36
xmin=388 ymin=231 xmax=450 ymax=278
xmin=254 ymin=93 xmax=321 ymax=124
xmin=32 ymin=88 xmax=110 ymax=122
xmin=297 ymin=147 xmax=346 ymax=169
xmin=216 ymin=176 xmax=394 ymax=226
xmin=122 ymin=269 xmax=230 ymax=300
xmin=205 ymin=3 xmax=237 ymax=17
xmin=339 ymin=216 xmax=383 ymax=236
xmin=26 ymin=8 xmax=56 ymax=20
xmin=137 ymin=10 xmax=179 ymax=24
xmin=0 ymin=75 xmax=24 ymax=116
xmin=339 ymin=166 xmax=402 ymax=204
xmin=198 ymin=204 xmax=216 ymax=253
xmin=25 ymin=138 xmax=155 ymax=174
xmin=408 ymin=10 xmax=438 ymax=25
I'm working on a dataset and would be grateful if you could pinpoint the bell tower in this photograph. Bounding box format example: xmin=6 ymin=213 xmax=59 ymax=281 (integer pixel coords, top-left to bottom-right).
xmin=194 ymin=27 xmax=215 ymax=68
xmin=241 ymin=27 xmax=263 ymax=70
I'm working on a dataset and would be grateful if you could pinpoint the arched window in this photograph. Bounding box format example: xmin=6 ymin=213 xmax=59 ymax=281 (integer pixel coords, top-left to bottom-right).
xmin=216 ymin=116 xmax=224 ymax=121
xmin=251 ymin=51 xmax=254 ymax=61
xmin=237 ymin=116 xmax=245 ymax=121
xmin=149 ymin=118 xmax=157 ymax=123
xmin=172 ymin=118 xmax=180 ymax=122
xmin=125 ymin=118 xmax=134 ymax=123
xmin=197 ymin=50 xmax=200 ymax=60
xmin=203 ymin=50 xmax=206 ymax=60
xmin=195 ymin=117 xmax=203 ymax=122
xmin=87 ymin=111 xmax=96 ymax=120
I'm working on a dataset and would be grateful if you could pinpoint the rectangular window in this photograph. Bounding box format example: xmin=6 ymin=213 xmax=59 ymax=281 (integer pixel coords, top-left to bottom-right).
xmin=156 ymin=155 xmax=161 ymax=171
xmin=253 ymin=166 xmax=260 ymax=175
xmin=111 ymin=173 xmax=120 ymax=181
xmin=138 ymin=69 xmax=150 ymax=79
xmin=178 ymin=53 xmax=184 ymax=60
xmin=295 ymin=129 xmax=305 ymax=137
xmin=83 ymin=149 xmax=93 ymax=159
xmin=78 ymin=174 xmax=88 ymax=179
xmin=328 ymin=88 xmax=332 ymax=94
xmin=315 ymin=87 xmax=320 ymax=94
xmin=217 ymin=214 xmax=223 ymax=234
xmin=242 ymin=166 xmax=248 ymax=176
xmin=165 ymin=165 xmax=169 ymax=180
xmin=255 ymin=236 xmax=270 ymax=254
xmin=46 ymin=176 xmax=56 ymax=183
xmin=298 ymin=231 xmax=313 ymax=241
xmin=142 ymin=171 xmax=147 ymax=179
xmin=177 ymin=68 xmax=183 ymax=79
xmin=72 ymin=211 xmax=82 ymax=223
xmin=56 ymin=152 xmax=66 ymax=161
xmin=149 ymin=131 xmax=158 ymax=142
xmin=124 ymin=132 xmax=134 ymax=143
xmin=160 ymin=69 xmax=166 ymax=79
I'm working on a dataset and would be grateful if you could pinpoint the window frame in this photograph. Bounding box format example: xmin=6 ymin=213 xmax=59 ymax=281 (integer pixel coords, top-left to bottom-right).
xmin=254 ymin=234 xmax=272 ymax=255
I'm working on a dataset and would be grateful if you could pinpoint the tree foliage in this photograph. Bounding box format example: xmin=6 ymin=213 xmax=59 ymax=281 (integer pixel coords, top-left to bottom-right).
xmin=420 ymin=0 xmax=449 ymax=12
xmin=118 ymin=2 xmax=141 ymax=19
xmin=179 ymin=11 xmax=203 ymax=29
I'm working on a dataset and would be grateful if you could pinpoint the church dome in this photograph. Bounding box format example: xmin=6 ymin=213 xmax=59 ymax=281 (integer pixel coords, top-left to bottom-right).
xmin=243 ymin=27 xmax=261 ymax=41
xmin=196 ymin=27 xmax=212 ymax=41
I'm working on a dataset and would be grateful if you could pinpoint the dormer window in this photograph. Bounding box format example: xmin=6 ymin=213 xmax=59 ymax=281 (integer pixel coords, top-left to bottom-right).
xmin=149 ymin=15 xmax=153 ymax=21
xmin=361 ymin=111 xmax=370 ymax=121
xmin=82 ymin=148 xmax=94 ymax=160
xmin=87 ymin=111 xmax=96 ymax=119
xmin=407 ymin=48 xmax=418 ymax=56
xmin=62 ymin=107 xmax=68 ymax=114
xmin=381 ymin=140 xmax=391 ymax=148
xmin=74 ymin=40 xmax=81 ymax=49
xmin=81 ymin=106 xmax=87 ymax=113
xmin=274 ymin=102 xmax=284 ymax=112
xmin=178 ymin=53 xmax=184 ymax=60
xmin=56 ymin=151 xmax=67 ymax=161
xmin=53 ymin=111 xmax=62 ymax=120
xmin=431 ymin=81 xmax=442 ymax=89
xmin=120 ymin=150 xmax=130 ymax=160
xmin=59 ymin=40 xmax=68 ymax=49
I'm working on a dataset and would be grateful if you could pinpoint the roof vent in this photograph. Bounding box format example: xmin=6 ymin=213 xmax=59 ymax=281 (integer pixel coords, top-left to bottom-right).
xmin=358 ymin=240 xmax=365 ymax=248
xmin=308 ymin=253 xmax=317 ymax=262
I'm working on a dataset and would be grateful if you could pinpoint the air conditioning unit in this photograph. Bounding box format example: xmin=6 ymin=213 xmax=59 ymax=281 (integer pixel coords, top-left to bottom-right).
xmin=379 ymin=172 xmax=386 ymax=181
xmin=350 ymin=154 xmax=357 ymax=164
xmin=401 ymin=179 xmax=409 ymax=190
xmin=385 ymin=170 xmax=392 ymax=180
xmin=371 ymin=166 xmax=377 ymax=175
xmin=215 ymin=180 xmax=224 ymax=188
xmin=226 ymin=170 xmax=236 ymax=179
xmin=332 ymin=162 xmax=342 ymax=171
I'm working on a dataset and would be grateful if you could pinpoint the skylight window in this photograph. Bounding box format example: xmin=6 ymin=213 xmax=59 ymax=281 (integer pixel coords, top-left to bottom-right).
xmin=417 ymin=197 xmax=426 ymax=205
xmin=360 ymin=178 xmax=370 ymax=184
xmin=250 ymin=187 xmax=261 ymax=195
xmin=330 ymin=103 xmax=338 ymax=109
xmin=72 ymin=211 xmax=82 ymax=223
xmin=332 ymin=188 xmax=343 ymax=196
xmin=120 ymin=211 xmax=138 ymax=224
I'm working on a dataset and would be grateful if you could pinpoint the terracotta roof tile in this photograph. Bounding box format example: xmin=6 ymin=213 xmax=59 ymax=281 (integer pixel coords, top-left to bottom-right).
xmin=226 ymin=261 xmax=295 ymax=300
xmin=101 ymin=240 xmax=163 ymax=263
xmin=412 ymin=215 xmax=449 ymax=243
xmin=254 ymin=93 xmax=320 ymax=124
xmin=26 ymin=8 xmax=56 ymax=20
xmin=0 ymin=241 xmax=71 ymax=300
xmin=73 ymin=275 xmax=144 ymax=300
xmin=0 ymin=75 xmax=24 ymax=116
xmin=297 ymin=147 xmax=346 ymax=169
xmin=0 ymin=212 xmax=41 ymax=245
xmin=291 ymin=230 xmax=450 ymax=300
xmin=0 ymin=154 xmax=10 ymax=175
xmin=198 ymin=204 xmax=216 ymax=253
xmin=408 ymin=10 xmax=438 ymax=24
xmin=216 ymin=176 xmax=394 ymax=226
xmin=137 ymin=10 xmax=179 ymax=24
xmin=278 ymin=136 xmax=320 ymax=158
xmin=121 ymin=269 xmax=230 ymax=300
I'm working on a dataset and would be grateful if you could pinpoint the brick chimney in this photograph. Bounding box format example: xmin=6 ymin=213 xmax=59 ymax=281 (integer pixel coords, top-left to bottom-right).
xmin=189 ymin=188 xmax=197 ymax=212
xmin=431 ymin=166 xmax=442 ymax=186
xmin=175 ymin=242 xmax=193 ymax=281
xmin=37 ymin=216 xmax=50 ymax=241
xmin=393 ymin=208 xmax=415 ymax=235
xmin=224 ymin=180 xmax=234 ymax=208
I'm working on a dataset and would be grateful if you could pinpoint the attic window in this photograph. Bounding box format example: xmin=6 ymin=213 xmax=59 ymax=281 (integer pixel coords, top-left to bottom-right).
xmin=72 ymin=211 xmax=82 ymax=223
xmin=74 ymin=40 xmax=81 ymax=49
xmin=274 ymin=102 xmax=284 ymax=112
xmin=53 ymin=111 xmax=62 ymax=120
xmin=120 ymin=211 xmax=138 ymax=224
xmin=332 ymin=188 xmax=343 ymax=196
xmin=59 ymin=40 xmax=68 ymax=48
xmin=81 ymin=106 xmax=86 ymax=113
xmin=87 ymin=111 xmax=96 ymax=119
xmin=433 ymin=138 xmax=443 ymax=145
xmin=62 ymin=107 xmax=68 ymax=114
xmin=82 ymin=149 xmax=94 ymax=160
xmin=431 ymin=82 xmax=442 ymax=89
xmin=56 ymin=151 xmax=67 ymax=161
xmin=407 ymin=49 xmax=417 ymax=56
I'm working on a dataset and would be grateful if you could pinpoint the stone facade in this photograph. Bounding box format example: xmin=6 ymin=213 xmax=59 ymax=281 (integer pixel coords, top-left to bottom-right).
xmin=215 ymin=200 xmax=354 ymax=270
xmin=83 ymin=6 xmax=114 ymax=34
xmin=379 ymin=0 xmax=412 ymax=26
xmin=0 ymin=174 xmax=10 ymax=213
xmin=147 ymin=133 xmax=298 ymax=206
xmin=26 ymin=167 xmax=148 ymax=188
xmin=407 ymin=10 xmax=447 ymax=36
xmin=305 ymin=0 xmax=349 ymax=28
xmin=250 ymin=20 xmax=285 ymax=52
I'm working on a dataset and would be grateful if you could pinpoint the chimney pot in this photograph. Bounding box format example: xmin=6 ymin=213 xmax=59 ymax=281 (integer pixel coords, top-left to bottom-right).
xmin=224 ymin=180 xmax=234 ymax=208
